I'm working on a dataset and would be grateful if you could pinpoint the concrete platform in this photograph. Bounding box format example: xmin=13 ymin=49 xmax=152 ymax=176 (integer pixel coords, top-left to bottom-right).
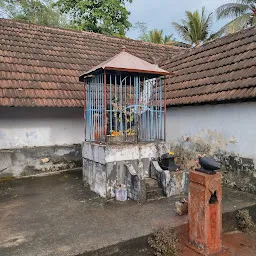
xmin=0 ymin=170 xmax=255 ymax=256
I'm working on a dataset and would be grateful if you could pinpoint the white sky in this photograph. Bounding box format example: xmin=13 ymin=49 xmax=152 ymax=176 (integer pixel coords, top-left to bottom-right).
xmin=126 ymin=0 xmax=232 ymax=40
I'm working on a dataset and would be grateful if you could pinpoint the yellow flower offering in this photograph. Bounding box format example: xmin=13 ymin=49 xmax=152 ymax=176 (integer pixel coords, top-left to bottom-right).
xmin=168 ymin=150 xmax=175 ymax=155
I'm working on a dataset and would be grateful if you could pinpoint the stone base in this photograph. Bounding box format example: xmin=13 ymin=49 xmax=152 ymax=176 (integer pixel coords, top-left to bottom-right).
xmin=82 ymin=141 xmax=169 ymax=199
xmin=186 ymin=241 xmax=223 ymax=256
xmin=0 ymin=144 xmax=82 ymax=178
xmin=150 ymin=161 xmax=189 ymax=197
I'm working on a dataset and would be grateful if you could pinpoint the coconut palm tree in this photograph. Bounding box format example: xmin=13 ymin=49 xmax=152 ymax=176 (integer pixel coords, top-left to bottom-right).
xmin=148 ymin=29 xmax=174 ymax=44
xmin=134 ymin=23 xmax=174 ymax=45
xmin=172 ymin=7 xmax=214 ymax=46
xmin=216 ymin=0 xmax=256 ymax=34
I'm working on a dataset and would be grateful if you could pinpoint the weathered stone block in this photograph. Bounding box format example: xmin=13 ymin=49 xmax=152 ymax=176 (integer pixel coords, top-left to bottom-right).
xmin=150 ymin=161 xmax=189 ymax=197
xmin=0 ymin=144 xmax=82 ymax=177
xmin=175 ymin=199 xmax=188 ymax=216
xmin=82 ymin=141 xmax=169 ymax=199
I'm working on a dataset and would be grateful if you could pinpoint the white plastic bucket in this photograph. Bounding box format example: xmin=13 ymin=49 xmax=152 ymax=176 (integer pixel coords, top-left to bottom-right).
xmin=115 ymin=185 xmax=127 ymax=201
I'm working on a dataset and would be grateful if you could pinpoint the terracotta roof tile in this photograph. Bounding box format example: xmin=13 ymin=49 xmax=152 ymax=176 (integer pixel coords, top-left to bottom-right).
xmin=162 ymin=27 xmax=256 ymax=106
xmin=0 ymin=19 xmax=182 ymax=108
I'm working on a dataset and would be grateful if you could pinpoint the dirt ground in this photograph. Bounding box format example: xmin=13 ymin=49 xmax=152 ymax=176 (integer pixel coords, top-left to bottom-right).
xmin=112 ymin=229 xmax=256 ymax=256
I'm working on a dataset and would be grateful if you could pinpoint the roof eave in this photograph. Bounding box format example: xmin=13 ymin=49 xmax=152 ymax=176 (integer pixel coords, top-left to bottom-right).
xmin=79 ymin=67 xmax=172 ymax=82
xmin=104 ymin=66 xmax=171 ymax=76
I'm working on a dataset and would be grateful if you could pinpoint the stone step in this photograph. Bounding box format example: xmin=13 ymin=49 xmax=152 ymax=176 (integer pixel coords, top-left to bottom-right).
xmin=146 ymin=187 xmax=163 ymax=200
xmin=145 ymin=178 xmax=163 ymax=200
xmin=145 ymin=177 xmax=159 ymax=189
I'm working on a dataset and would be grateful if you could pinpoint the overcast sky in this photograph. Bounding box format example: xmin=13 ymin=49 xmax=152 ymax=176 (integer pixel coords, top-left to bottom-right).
xmin=126 ymin=0 xmax=232 ymax=40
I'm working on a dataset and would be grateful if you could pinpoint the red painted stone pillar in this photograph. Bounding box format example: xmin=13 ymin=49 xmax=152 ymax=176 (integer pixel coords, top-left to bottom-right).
xmin=188 ymin=171 xmax=222 ymax=255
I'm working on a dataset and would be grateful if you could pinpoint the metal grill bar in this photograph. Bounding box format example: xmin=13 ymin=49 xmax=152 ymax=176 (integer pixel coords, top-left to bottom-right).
xmin=85 ymin=73 xmax=165 ymax=143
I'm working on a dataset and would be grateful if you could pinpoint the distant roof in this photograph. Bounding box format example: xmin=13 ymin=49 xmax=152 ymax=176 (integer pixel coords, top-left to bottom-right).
xmin=0 ymin=19 xmax=182 ymax=108
xmin=162 ymin=26 xmax=256 ymax=106
xmin=79 ymin=46 xmax=170 ymax=81
xmin=1 ymin=19 xmax=255 ymax=108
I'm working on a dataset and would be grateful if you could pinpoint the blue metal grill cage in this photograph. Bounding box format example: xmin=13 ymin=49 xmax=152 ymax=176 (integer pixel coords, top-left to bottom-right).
xmin=84 ymin=72 xmax=166 ymax=143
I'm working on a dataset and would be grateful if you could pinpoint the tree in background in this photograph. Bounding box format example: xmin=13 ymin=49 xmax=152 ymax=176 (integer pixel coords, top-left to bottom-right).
xmin=54 ymin=0 xmax=133 ymax=36
xmin=149 ymin=30 xmax=174 ymax=44
xmin=216 ymin=0 xmax=256 ymax=35
xmin=134 ymin=22 xmax=174 ymax=44
xmin=0 ymin=0 xmax=69 ymax=28
xmin=172 ymin=7 xmax=217 ymax=46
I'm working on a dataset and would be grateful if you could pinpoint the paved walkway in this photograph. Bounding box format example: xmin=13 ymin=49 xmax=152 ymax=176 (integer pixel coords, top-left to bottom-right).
xmin=0 ymin=170 xmax=255 ymax=256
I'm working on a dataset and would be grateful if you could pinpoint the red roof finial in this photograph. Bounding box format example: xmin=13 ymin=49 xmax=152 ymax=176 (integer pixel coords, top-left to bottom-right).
xmin=121 ymin=45 xmax=126 ymax=52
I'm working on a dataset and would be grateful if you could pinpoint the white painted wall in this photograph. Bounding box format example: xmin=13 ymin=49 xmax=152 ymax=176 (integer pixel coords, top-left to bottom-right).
xmin=0 ymin=107 xmax=84 ymax=149
xmin=1 ymin=102 xmax=256 ymax=160
xmin=166 ymin=102 xmax=256 ymax=160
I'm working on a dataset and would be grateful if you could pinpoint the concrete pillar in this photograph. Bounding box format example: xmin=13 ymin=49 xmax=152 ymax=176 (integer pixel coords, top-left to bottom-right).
xmin=188 ymin=171 xmax=222 ymax=255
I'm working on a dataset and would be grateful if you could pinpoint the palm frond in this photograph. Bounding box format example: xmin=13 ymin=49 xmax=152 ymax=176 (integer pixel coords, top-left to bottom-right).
xmin=252 ymin=14 xmax=256 ymax=26
xmin=216 ymin=3 xmax=251 ymax=19
xmin=217 ymin=13 xmax=252 ymax=34
xmin=172 ymin=21 xmax=192 ymax=44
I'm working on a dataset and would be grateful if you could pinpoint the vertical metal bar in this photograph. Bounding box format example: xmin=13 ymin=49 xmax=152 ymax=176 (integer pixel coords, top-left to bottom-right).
xmin=109 ymin=74 xmax=112 ymax=134
xmin=158 ymin=79 xmax=162 ymax=140
xmin=156 ymin=80 xmax=158 ymax=140
xmin=86 ymin=81 xmax=89 ymax=141
xmin=96 ymin=75 xmax=99 ymax=141
xmin=124 ymin=76 xmax=127 ymax=134
xmin=89 ymin=81 xmax=92 ymax=141
xmin=98 ymin=74 xmax=100 ymax=140
xmin=129 ymin=76 xmax=132 ymax=134
xmin=150 ymin=79 xmax=154 ymax=141
xmin=160 ymin=78 xmax=163 ymax=140
xmin=164 ymin=77 xmax=166 ymax=141
xmin=120 ymin=75 xmax=123 ymax=134
xmin=99 ymin=74 xmax=101 ymax=140
xmin=93 ymin=76 xmax=96 ymax=141
xmin=134 ymin=76 xmax=137 ymax=141
xmin=88 ymin=81 xmax=91 ymax=141
xmin=101 ymin=74 xmax=103 ymax=139
xmin=104 ymin=71 xmax=107 ymax=140
xmin=141 ymin=77 xmax=144 ymax=140
xmin=114 ymin=75 xmax=117 ymax=132
xmin=147 ymin=79 xmax=150 ymax=141
xmin=97 ymin=75 xmax=100 ymax=140
xmin=93 ymin=78 xmax=95 ymax=141
xmin=90 ymin=78 xmax=92 ymax=141
xmin=84 ymin=80 xmax=86 ymax=141
xmin=100 ymin=74 xmax=103 ymax=139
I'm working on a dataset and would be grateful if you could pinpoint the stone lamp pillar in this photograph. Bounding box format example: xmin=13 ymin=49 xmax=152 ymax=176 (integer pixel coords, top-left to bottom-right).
xmin=188 ymin=171 xmax=222 ymax=255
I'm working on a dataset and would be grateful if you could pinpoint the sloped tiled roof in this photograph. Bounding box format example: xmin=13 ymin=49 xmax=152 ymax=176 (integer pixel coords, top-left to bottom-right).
xmin=162 ymin=26 xmax=256 ymax=106
xmin=0 ymin=19 xmax=182 ymax=108
xmin=79 ymin=47 xmax=170 ymax=80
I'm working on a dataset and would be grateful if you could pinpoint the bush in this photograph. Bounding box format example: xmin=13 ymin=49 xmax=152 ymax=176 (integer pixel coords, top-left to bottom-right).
xmin=236 ymin=209 xmax=255 ymax=231
xmin=148 ymin=228 xmax=180 ymax=256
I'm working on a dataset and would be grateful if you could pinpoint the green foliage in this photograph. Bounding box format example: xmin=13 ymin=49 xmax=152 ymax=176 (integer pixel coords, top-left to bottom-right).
xmin=216 ymin=0 xmax=256 ymax=34
xmin=148 ymin=228 xmax=180 ymax=256
xmin=134 ymin=22 xmax=174 ymax=45
xmin=0 ymin=0 xmax=70 ymax=28
xmin=54 ymin=0 xmax=133 ymax=36
xmin=172 ymin=7 xmax=216 ymax=46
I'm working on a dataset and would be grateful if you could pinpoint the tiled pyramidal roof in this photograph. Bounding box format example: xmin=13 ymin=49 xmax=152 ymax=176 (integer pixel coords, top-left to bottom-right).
xmin=79 ymin=46 xmax=170 ymax=80
xmin=0 ymin=19 xmax=182 ymax=108
xmin=161 ymin=26 xmax=256 ymax=106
